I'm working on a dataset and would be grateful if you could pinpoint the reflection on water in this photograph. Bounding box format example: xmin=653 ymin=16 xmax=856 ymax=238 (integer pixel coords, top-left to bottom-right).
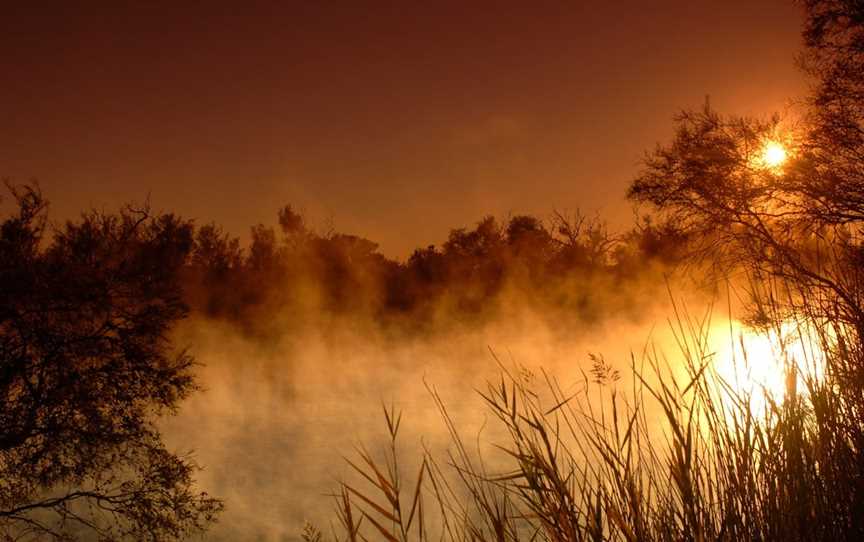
xmin=711 ymin=319 xmax=827 ymax=417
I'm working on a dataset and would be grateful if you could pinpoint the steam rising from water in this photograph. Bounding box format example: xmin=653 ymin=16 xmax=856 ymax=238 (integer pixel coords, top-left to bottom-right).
xmin=161 ymin=295 xmax=698 ymax=540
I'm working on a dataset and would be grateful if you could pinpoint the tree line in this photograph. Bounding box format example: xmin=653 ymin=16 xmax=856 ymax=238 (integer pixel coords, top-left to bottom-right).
xmin=183 ymin=207 xmax=686 ymax=337
xmin=4 ymin=0 xmax=864 ymax=539
xmin=0 ymin=181 xmax=685 ymax=540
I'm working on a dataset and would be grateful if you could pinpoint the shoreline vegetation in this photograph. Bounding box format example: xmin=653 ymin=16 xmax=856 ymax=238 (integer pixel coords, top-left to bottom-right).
xmin=324 ymin=295 xmax=852 ymax=542
xmin=319 ymin=2 xmax=864 ymax=539
xmin=3 ymin=1 xmax=864 ymax=540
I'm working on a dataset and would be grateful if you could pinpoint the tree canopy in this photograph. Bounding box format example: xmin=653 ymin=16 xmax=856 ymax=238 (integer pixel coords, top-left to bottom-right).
xmin=0 ymin=184 xmax=221 ymax=540
xmin=628 ymin=0 xmax=864 ymax=332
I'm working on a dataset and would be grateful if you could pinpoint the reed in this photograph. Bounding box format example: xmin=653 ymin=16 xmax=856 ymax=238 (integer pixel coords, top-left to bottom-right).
xmin=324 ymin=288 xmax=864 ymax=542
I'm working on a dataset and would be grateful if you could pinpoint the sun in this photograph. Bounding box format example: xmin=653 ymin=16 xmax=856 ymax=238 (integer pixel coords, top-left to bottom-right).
xmin=761 ymin=141 xmax=788 ymax=169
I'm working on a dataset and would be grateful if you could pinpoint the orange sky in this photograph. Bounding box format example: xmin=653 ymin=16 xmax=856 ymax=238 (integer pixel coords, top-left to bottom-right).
xmin=1 ymin=1 xmax=806 ymax=257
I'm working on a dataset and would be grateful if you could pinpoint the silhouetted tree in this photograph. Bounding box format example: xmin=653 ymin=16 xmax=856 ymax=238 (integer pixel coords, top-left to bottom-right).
xmin=192 ymin=223 xmax=242 ymax=279
xmin=629 ymin=105 xmax=863 ymax=324
xmin=406 ymin=245 xmax=447 ymax=284
xmin=506 ymin=215 xmax=553 ymax=260
xmin=802 ymin=0 xmax=864 ymax=177
xmin=624 ymin=217 xmax=688 ymax=266
xmin=629 ymin=2 xmax=864 ymax=332
xmin=0 ymin=184 xmax=221 ymax=540
xmin=248 ymin=223 xmax=279 ymax=273
xmin=178 ymin=201 xmax=678 ymax=334
xmin=550 ymin=211 xmax=618 ymax=270
xmin=186 ymin=223 xmax=243 ymax=317
xmin=441 ymin=216 xmax=507 ymax=312
xmin=443 ymin=216 xmax=503 ymax=262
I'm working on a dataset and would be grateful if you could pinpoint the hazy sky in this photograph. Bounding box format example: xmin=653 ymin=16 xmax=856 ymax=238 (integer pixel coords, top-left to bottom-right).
xmin=2 ymin=1 xmax=805 ymax=257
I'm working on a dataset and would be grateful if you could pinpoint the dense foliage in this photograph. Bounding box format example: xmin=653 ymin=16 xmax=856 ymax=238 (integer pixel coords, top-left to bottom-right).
xmin=0 ymin=185 xmax=221 ymax=540
xmin=182 ymin=208 xmax=685 ymax=337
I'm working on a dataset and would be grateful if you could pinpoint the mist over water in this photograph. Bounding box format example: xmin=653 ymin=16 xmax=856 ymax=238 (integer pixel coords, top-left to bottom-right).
xmin=161 ymin=292 xmax=705 ymax=540
xmin=7 ymin=2 xmax=864 ymax=540
xmin=145 ymin=203 xmax=724 ymax=539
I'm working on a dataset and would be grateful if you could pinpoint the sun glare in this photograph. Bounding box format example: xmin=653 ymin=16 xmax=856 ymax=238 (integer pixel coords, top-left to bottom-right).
xmin=712 ymin=320 xmax=824 ymax=417
xmin=761 ymin=140 xmax=788 ymax=169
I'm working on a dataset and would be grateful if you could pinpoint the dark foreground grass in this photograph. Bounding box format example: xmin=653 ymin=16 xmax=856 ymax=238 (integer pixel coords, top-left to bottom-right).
xmin=312 ymin=295 xmax=864 ymax=542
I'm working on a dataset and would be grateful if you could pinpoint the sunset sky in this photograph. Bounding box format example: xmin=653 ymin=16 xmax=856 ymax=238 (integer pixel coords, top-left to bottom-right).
xmin=2 ymin=1 xmax=805 ymax=257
